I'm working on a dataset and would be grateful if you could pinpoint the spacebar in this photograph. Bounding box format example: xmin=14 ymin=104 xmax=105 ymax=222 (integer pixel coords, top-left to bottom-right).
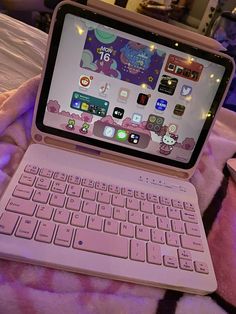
xmin=73 ymin=229 xmax=128 ymax=258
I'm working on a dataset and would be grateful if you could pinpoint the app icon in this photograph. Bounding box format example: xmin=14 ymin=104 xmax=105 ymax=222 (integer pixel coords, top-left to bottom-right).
xmin=71 ymin=98 xmax=81 ymax=109
xmin=158 ymin=75 xmax=178 ymax=95
xmin=113 ymin=107 xmax=124 ymax=119
xmin=81 ymin=102 xmax=89 ymax=111
xmin=146 ymin=115 xmax=164 ymax=132
xmin=137 ymin=93 xmax=149 ymax=106
xmin=167 ymin=63 xmax=175 ymax=72
xmin=118 ymin=88 xmax=130 ymax=102
xmin=99 ymin=82 xmax=110 ymax=96
xmin=168 ymin=123 xmax=178 ymax=133
xmin=103 ymin=126 xmax=115 ymax=138
xmin=155 ymin=98 xmax=168 ymax=111
xmin=132 ymin=113 xmax=143 ymax=124
xmin=128 ymin=133 xmax=140 ymax=144
xmin=116 ymin=129 xmax=128 ymax=142
xmin=180 ymin=85 xmax=192 ymax=97
xmin=79 ymin=75 xmax=92 ymax=88
xmin=173 ymin=104 xmax=185 ymax=116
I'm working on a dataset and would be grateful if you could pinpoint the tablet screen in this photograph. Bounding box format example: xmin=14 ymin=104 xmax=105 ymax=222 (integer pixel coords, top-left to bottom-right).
xmin=36 ymin=4 xmax=234 ymax=169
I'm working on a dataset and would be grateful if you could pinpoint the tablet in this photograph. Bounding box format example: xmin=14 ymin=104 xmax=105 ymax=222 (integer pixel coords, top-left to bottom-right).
xmin=34 ymin=1 xmax=234 ymax=171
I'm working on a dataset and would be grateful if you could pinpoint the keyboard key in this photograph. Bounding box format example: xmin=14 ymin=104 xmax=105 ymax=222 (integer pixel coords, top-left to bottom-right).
xmin=54 ymin=225 xmax=73 ymax=247
xmin=126 ymin=198 xmax=140 ymax=211
xmin=181 ymin=212 xmax=198 ymax=224
xmin=68 ymin=175 xmax=81 ymax=185
xmin=151 ymin=229 xmax=165 ymax=244
xmin=104 ymin=219 xmax=118 ymax=234
xmin=15 ymin=217 xmax=37 ymax=239
xmin=39 ymin=168 xmax=53 ymax=178
xmin=167 ymin=207 xmax=180 ymax=220
xmin=13 ymin=185 xmax=33 ymax=200
xmin=54 ymin=171 xmax=67 ymax=181
xmin=82 ymin=178 xmax=94 ymax=188
xmin=171 ymin=220 xmax=184 ymax=234
xmin=0 ymin=212 xmax=19 ymax=235
xmin=54 ymin=209 xmax=70 ymax=224
xmin=19 ymin=173 xmax=35 ymax=186
xmin=111 ymin=194 xmax=125 ymax=207
xmin=35 ymin=177 xmax=51 ymax=190
xmin=24 ymin=164 xmax=38 ymax=175
xmin=130 ymin=239 xmax=145 ymax=262
xmin=51 ymin=181 xmax=67 ymax=194
xmin=157 ymin=216 xmax=170 ymax=230
xmin=35 ymin=221 xmax=56 ymax=243
xmin=120 ymin=222 xmax=134 ymax=238
xmin=95 ymin=181 xmax=107 ymax=191
xmin=82 ymin=200 xmax=97 ymax=215
xmin=135 ymin=226 xmax=149 ymax=241
xmin=66 ymin=197 xmax=81 ymax=211
xmin=33 ymin=190 xmax=50 ymax=204
xmin=97 ymin=191 xmax=110 ymax=204
xmin=71 ymin=212 xmax=87 ymax=227
xmin=140 ymin=201 xmax=153 ymax=214
xmin=82 ymin=188 xmax=96 ymax=201
xmin=147 ymin=242 xmax=162 ymax=265
xmin=184 ymin=202 xmax=195 ymax=211
xmin=159 ymin=196 xmax=172 ymax=206
xmin=147 ymin=193 xmax=159 ymax=203
xmin=180 ymin=235 xmax=204 ymax=252
xmin=98 ymin=204 xmax=112 ymax=218
xmin=36 ymin=205 xmax=54 ymax=220
xmin=171 ymin=199 xmax=184 ymax=209
xmin=177 ymin=248 xmax=192 ymax=260
xmin=6 ymin=198 xmax=36 ymax=216
xmin=128 ymin=211 xmax=142 ymax=225
xmin=73 ymin=229 xmax=128 ymax=258
xmin=67 ymin=184 xmax=81 ymax=197
xmin=121 ymin=188 xmax=133 ymax=197
xmin=108 ymin=184 xmax=120 ymax=194
xmin=194 ymin=261 xmax=209 ymax=274
xmin=179 ymin=259 xmax=193 ymax=271
xmin=154 ymin=204 xmax=167 ymax=217
xmin=166 ymin=231 xmax=180 ymax=247
xmin=88 ymin=216 xmax=103 ymax=231
xmin=134 ymin=190 xmax=146 ymax=200
xmin=143 ymin=213 xmax=156 ymax=228
xmin=49 ymin=193 xmax=65 ymax=207
xmin=163 ymin=255 xmax=178 ymax=268
xmin=185 ymin=222 xmax=201 ymax=237
xmin=113 ymin=207 xmax=127 ymax=221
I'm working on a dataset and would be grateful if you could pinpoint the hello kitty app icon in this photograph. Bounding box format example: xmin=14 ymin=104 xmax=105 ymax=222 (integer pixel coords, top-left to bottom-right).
xmin=79 ymin=75 xmax=93 ymax=89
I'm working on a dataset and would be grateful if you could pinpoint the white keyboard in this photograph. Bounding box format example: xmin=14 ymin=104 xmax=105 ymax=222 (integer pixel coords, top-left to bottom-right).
xmin=0 ymin=163 xmax=209 ymax=276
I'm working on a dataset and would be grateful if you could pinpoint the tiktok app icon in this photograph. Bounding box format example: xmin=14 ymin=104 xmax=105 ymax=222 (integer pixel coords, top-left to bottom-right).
xmin=99 ymin=82 xmax=110 ymax=96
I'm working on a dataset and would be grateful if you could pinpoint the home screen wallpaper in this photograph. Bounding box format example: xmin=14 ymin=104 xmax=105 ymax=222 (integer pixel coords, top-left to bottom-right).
xmin=43 ymin=14 xmax=225 ymax=164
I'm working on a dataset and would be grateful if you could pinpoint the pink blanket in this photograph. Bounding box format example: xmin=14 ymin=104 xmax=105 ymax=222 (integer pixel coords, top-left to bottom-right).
xmin=0 ymin=77 xmax=236 ymax=314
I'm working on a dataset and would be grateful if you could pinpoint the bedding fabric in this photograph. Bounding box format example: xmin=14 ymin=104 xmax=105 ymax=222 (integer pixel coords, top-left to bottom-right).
xmin=0 ymin=13 xmax=47 ymax=93
xmin=0 ymin=13 xmax=236 ymax=314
